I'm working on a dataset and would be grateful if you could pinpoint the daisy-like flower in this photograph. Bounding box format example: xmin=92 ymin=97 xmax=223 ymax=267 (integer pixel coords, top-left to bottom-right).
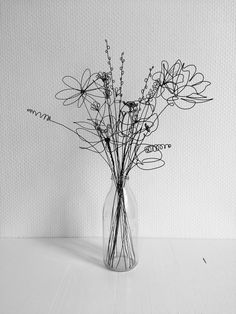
xmin=152 ymin=60 xmax=212 ymax=109
xmin=55 ymin=68 xmax=104 ymax=108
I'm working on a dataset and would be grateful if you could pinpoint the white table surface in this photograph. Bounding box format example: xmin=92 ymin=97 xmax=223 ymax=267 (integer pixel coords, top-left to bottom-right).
xmin=0 ymin=238 xmax=235 ymax=314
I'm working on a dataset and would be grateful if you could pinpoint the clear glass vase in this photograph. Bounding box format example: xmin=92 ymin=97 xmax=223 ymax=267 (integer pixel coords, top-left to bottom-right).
xmin=103 ymin=175 xmax=138 ymax=271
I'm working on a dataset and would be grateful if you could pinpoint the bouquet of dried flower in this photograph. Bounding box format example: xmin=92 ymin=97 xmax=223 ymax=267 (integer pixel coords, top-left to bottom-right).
xmin=28 ymin=40 xmax=212 ymax=271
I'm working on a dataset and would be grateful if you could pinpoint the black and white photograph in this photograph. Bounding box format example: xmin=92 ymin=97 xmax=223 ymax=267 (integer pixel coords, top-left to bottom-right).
xmin=0 ymin=0 xmax=236 ymax=313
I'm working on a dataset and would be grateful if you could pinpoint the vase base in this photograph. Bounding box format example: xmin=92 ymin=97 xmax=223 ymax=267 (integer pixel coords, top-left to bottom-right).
xmin=104 ymin=256 xmax=137 ymax=272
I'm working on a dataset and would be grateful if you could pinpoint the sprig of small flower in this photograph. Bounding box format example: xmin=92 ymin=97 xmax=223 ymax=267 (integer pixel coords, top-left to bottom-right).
xmin=105 ymin=40 xmax=115 ymax=88
xmin=139 ymin=66 xmax=155 ymax=103
xmin=118 ymin=51 xmax=125 ymax=101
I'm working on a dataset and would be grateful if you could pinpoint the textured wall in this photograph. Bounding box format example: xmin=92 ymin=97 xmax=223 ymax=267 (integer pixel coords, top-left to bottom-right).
xmin=1 ymin=0 xmax=236 ymax=237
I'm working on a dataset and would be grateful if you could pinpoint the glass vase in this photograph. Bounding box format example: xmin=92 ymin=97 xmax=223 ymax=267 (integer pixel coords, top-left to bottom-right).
xmin=103 ymin=175 xmax=138 ymax=271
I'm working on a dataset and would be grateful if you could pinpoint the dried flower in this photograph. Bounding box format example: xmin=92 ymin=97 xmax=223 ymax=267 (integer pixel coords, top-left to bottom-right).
xmin=52 ymin=42 xmax=212 ymax=175
xmin=55 ymin=69 xmax=104 ymax=107
xmin=152 ymin=60 xmax=212 ymax=109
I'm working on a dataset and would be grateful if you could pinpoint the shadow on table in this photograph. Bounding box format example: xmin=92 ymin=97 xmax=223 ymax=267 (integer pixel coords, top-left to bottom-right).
xmin=38 ymin=238 xmax=104 ymax=269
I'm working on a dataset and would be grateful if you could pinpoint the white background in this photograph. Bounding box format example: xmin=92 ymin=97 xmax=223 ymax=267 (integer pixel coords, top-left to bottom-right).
xmin=1 ymin=0 xmax=236 ymax=238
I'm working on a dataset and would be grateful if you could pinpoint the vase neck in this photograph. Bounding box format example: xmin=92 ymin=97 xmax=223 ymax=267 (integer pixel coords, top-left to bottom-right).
xmin=111 ymin=174 xmax=129 ymax=188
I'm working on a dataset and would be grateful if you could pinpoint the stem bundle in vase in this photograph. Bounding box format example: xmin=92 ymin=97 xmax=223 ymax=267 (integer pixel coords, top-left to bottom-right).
xmin=104 ymin=176 xmax=137 ymax=270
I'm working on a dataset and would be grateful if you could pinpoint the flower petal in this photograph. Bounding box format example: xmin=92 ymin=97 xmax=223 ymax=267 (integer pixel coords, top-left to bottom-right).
xmin=81 ymin=68 xmax=92 ymax=89
xmin=77 ymin=95 xmax=86 ymax=108
xmin=193 ymin=81 xmax=211 ymax=94
xmin=172 ymin=73 xmax=184 ymax=85
xmin=174 ymin=71 xmax=189 ymax=88
xmin=63 ymin=95 xmax=81 ymax=106
xmin=177 ymin=85 xmax=197 ymax=96
xmin=185 ymin=94 xmax=213 ymax=103
xmin=174 ymin=98 xmax=196 ymax=110
xmin=169 ymin=60 xmax=182 ymax=77
xmin=190 ymin=72 xmax=204 ymax=85
xmin=62 ymin=76 xmax=81 ymax=89
xmin=161 ymin=60 xmax=169 ymax=76
xmin=55 ymin=88 xmax=80 ymax=100
xmin=183 ymin=64 xmax=197 ymax=81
